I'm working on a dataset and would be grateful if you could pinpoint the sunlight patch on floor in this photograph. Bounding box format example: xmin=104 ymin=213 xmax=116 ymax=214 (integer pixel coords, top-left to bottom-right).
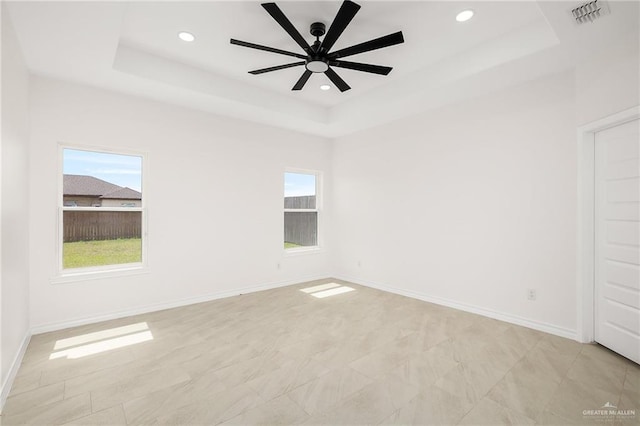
xmin=53 ymin=322 xmax=150 ymax=350
xmin=50 ymin=322 xmax=153 ymax=360
xmin=300 ymin=283 xmax=341 ymax=293
xmin=300 ymin=282 xmax=355 ymax=299
xmin=311 ymin=286 xmax=355 ymax=298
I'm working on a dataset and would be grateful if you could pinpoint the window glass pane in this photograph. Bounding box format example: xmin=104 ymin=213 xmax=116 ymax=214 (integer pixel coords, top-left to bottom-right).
xmin=63 ymin=211 xmax=142 ymax=268
xmin=284 ymin=172 xmax=316 ymax=209
xmin=62 ymin=148 xmax=143 ymax=269
xmin=63 ymin=149 xmax=142 ymax=208
xmin=284 ymin=212 xmax=317 ymax=248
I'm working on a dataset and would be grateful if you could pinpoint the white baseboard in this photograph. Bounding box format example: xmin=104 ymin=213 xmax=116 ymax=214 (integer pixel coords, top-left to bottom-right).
xmin=0 ymin=331 xmax=31 ymax=414
xmin=337 ymin=275 xmax=578 ymax=341
xmin=31 ymin=274 xmax=330 ymax=335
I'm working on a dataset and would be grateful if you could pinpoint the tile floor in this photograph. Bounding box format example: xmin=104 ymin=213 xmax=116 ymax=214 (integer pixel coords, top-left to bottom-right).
xmin=1 ymin=279 xmax=638 ymax=425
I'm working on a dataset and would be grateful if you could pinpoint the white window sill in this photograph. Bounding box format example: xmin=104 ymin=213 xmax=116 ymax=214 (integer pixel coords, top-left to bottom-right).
xmin=50 ymin=265 xmax=149 ymax=285
xmin=284 ymin=246 xmax=323 ymax=257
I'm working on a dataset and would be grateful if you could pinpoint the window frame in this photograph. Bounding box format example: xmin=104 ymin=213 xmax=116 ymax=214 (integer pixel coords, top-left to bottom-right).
xmin=55 ymin=144 xmax=148 ymax=281
xmin=283 ymin=168 xmax=322 ymax=255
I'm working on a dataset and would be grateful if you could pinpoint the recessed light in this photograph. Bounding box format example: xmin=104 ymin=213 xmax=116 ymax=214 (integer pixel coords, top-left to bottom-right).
xmin=320 ymin=84 xmax=331 ymax=91
xmin=178 ymin=31 xmax=195 ymax=42
xmin=456 ymin=10 xmax=474 ymax=22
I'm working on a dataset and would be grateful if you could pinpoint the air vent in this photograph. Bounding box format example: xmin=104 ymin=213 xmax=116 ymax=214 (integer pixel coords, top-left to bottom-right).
xmin=571 ymin=0 xmax=610 ymax=24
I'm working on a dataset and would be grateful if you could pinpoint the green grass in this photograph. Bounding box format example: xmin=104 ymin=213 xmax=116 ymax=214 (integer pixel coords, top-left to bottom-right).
xmin=64 ymin=238 xmax=142 ymax=269
xmin=284 ymin=242 xmax=301 ymax=249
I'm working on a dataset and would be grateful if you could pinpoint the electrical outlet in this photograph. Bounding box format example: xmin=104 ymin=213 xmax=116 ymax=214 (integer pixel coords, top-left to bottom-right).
xmin=527 ymin=289 xmax=537 ymax=301
xmin=357 ymin=260 xmax=362 ymax=268
xmin=277 ymin=262 xmax=281 ymax=270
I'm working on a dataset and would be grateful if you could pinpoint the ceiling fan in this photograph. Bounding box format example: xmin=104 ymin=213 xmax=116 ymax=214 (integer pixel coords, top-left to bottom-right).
xmin=230 ymin=0 xmax=405 ymax=92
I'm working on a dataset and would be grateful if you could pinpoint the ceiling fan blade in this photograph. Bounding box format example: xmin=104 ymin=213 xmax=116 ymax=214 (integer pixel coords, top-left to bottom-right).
xmin=262 ymin=3 xmax=311 ymax=53
xmin=249 ymin=62 xmax=305 ymax=75
xmin=329 ymin=31 xmax=404 ymax=59
xmin=325 ymin=67 xmax=351 ymax=92
xmin=230 ymin=39 xmax=307 ymax=59
xmin=320 ymin=0 xmax=361 ymax=53
xmin=292 ymin=70 xmax=313 ymax=91
xmin=329 ymin=60 xmax=392 ymax=75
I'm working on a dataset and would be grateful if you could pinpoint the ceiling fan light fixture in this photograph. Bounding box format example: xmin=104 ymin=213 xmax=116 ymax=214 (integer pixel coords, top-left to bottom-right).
xmin=320 ymin=84 xmax=331 ymax=91
xmin=178 ymin=31 xmax=196 ymax=42
xmin=455 ymin=9 xmax=474 ymax=22
xmin=306 ymin=60 xmax=329 ymax=73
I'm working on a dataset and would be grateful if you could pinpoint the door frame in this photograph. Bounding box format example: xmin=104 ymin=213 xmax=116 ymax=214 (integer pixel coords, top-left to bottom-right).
xmin=577 ymin=105 xmax=640 ymax=343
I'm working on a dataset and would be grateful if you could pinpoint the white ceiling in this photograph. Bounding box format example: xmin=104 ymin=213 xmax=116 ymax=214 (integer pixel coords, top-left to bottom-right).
xmin=119 ymin=1 xmax=544 ymax=106
xmin=6 ymin=1 xmax=640 ymax=137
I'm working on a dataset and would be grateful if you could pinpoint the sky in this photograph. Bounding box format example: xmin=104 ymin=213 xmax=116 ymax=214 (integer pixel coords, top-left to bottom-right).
xmin=63 ymin=149 xmax=143 ymax=192
xmin=285 ymin=172 xmax=316 ymax=197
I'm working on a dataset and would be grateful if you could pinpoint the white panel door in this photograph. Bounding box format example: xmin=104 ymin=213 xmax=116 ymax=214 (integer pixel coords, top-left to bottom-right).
xmin=595 ymin=118 xmax=640 ymax=363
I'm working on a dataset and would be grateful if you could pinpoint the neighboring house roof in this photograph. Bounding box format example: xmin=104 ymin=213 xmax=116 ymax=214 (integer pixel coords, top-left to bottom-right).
xmin=63 ymin=174 xmax=141 ymax=200
xmin=100 ymin=187 xmax=142 ymax=200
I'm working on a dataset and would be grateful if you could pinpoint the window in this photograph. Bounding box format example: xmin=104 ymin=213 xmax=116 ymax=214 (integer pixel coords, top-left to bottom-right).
xmin=60 ymin=147 xmax=145 ymax=273
xmin=284 ymin=171 xmax=320 ymax=251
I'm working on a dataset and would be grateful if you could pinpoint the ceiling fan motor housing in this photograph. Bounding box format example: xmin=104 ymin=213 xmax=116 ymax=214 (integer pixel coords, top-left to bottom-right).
xmin=310 ymin=22 xmax=326 ymax=37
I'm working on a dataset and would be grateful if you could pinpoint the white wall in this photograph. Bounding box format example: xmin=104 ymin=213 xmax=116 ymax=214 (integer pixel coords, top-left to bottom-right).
xmin=1 ymin=4 xmax=31 ymax=404
xmin=576 ymin=33 xmax=639 ymax=126
xmin=29 ymin=76 xmax=332 ymax=330
xmin=332 ymin=71 xmax=579 ymax=336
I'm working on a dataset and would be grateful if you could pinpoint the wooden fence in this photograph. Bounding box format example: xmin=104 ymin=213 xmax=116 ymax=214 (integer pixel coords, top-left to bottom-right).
xmin=64 ymin=211 xmax=141 ymax=242
xmin=64 ymin=197 xmax=315 ymax=245
xmin=284 ymin=212 xmax=317 ymax=246
xmin=284 ymin=195 xmax=316 ymax=209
